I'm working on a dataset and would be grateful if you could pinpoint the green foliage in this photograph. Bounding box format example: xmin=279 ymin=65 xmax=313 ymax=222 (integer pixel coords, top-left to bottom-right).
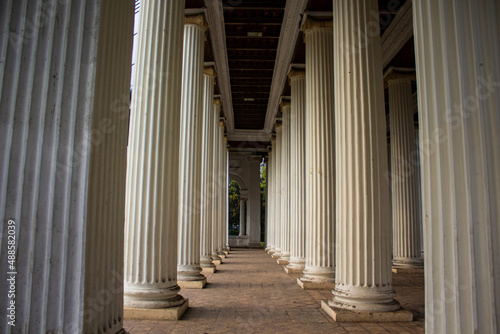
xmin=228 ymin=180 xmax=240 ymax=235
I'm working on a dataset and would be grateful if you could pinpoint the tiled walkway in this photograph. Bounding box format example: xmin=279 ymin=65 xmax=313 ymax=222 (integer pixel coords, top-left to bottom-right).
xmin=124 ymin=249 xmax=425 ymax=333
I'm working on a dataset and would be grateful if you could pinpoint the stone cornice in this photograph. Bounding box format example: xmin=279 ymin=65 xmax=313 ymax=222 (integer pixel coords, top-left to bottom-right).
xmin=381 ymin=0 xmax=413 ymax=68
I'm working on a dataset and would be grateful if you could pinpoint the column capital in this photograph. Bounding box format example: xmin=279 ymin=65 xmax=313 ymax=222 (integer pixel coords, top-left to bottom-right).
xmin=271 ymin=134 xmax=277 ymax=142
xmin=302 ymin=16 xmax=333 ymax=34
xmin=214 ymin=97 xmax=222 ymax=106
xmin=275 ymin=120 xmax=282 ymax=129
xmin=219 ymin=118 xmax=225 ymax=127
xmin=267 ymin=145 xmax=272 ymax=153
xmin=185 ymin=14 xmax=208 ymax=31
xmin=288 ymin=69 xmax=305 ymax=81
xmin=280 ymin=100 xmax=291 ymax=111
xmin=383 ymin=67 xmax=416 ymax=85
xmin=203 ymin=66 xmax=217 ymax=78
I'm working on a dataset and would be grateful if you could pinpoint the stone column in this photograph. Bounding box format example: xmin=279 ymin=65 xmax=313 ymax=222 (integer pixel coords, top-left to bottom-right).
xmin=271 ymin=122 xmax=283 ymax=259
xmin=265 ymin=146 xmax=274 ymax=252
xmin=177 ymin=14 xmax=207 ymax=289
xmin=326 ymin=1 xmax=409 ymax=320
xmin=248 ymin=156 xmax=263 ymax=247
xmin=211 ymin=100 xmax=222 ymax=265
xmin=278 ymin=102 xmax=291 ymax=265
xmin=286 ymin=69 xmax=307 ymax=273
xmin=239 ymin=198 xmax=246 ymax=236
xmin=0 ymin=0 xmax=135 ymax=331
xmin=386 ymin=70 xmax=423 ymax=269
xmin=298 ymin=18 xmax=336 ymax=289
xmin=267 ymin=137 xmax=277 ymax=254
xmin=413 ymin=1 xmax=500 ymax=332
xmin=216 ymin=121 xmax=226 ymax=257
xmin=224 ymin=140 xmax=230 ymax=251
xmin=200 ymin=67 xmax=217 ymax=274
xmin=124 ymin=0 xmax=188 ymax=316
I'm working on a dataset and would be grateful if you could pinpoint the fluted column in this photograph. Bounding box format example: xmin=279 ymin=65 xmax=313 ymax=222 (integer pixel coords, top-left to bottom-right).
xmin=124 ymin=0 xmax=187 ymax=311
xmin=267 ymin=138 xmax=277 ymax=254
xmin=386 ymin=72 xmax=423 ymax=269
xmin=298 ymin=18 xmax=336 ymax=287
xmin=413 ymin=1 xmax=500 ymax=332
xmin=200 ymin=67 xmax=217 ymax=273
xmin=0 ymin=0 xmax=134 ymax=331
xmin=224 ymin=139 xmax=230 ymax=251
xmin=278 ymin=102 xmax=291 ymax=264
xmin=211 ymin=100 xmax=222 ymax=264
xmin=265 ymin=147 xmax=273 ymax=251
xmin=286 ymin=69 xmax=306 ymax=273
xmin=216 ymin=120 xmax=226 ymax=256
xmin=329 ymin=0 xmax=401 ymax=315
xmin=177 ymin=14 xmax=207 ymax=288
xmin=239 ymin=198 xmax=246 ymax=236
xmin=271 ymin=122 xmax=283 ymax=259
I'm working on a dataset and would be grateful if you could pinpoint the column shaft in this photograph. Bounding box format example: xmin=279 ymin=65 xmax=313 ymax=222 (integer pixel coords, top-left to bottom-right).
xmin=278 ymin=103 xmax=291 ymax=263
xmin=239 ymin=199 xmax=246 ymax=236
xmin=300 ymin=20 xmax=335 ymax=284
xmin=332 ymin=0 xmax=398 ymax=312
xmin=287 ymin=71 xmax=307 ymax=271
xmin=265 ymin=148 xmax=273 ymax=251
xmin=388 ymin=77 xmax=423 ymax=268
xmin=267 ymin=138 xmax=277 ymax=254
xmin=177 ymin=16 xmax=206 ymax=283
xmin=124 ymin=0 xmax=186 ymax=309
xmin=0 ymin=1 xmax=134 ymax=332
xmin=272 ymin=124 xmax=283 ymax=258
xmin=413 ymin=1 xmax=500 ymax=332
xmin=211 ymin=102 xmax=222 ymax=261
xmin=200 ymin=69 xmax=216 ymax=270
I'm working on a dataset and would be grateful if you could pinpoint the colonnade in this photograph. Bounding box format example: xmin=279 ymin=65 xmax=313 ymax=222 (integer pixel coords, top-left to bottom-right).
xmin=0 ymin=0 xmax=498 ymax=332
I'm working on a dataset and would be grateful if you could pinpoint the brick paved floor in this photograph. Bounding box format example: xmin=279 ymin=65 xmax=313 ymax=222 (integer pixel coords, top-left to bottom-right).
xmin=124 ymin=248 xmax=425 ymax=333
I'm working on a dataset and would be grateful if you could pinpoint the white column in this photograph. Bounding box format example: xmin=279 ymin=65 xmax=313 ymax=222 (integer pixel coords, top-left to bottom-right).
xmin=211 ymin=100 xmax=222 ymax=262
xmin=299 ymin=18 xmax=335 ymax=286
xmin=239 ymin=198 xmax=246 ymax=236
xmin=177 ymin=14 xmax=207 ymax=286
xmin=200 ymin=67 xmax=216 ymax=271
xmin=248 ymin=156 xmax=263 ymax=247
xmin=267 ymin=138 xmax=277 ymax=254
xmin=286 ymin=69 xmax=306 ymax=272
xmin=271 ymin=123 xmax=283 ymax=259
xmin=265 ymin=147 xmax=274 ymax=252
xmin=0 ymin=1 xmax=134 ymax=332
xmin=413 ymin=1 xmax=500 ymax=332
xmin=216 ymin=120 xmax=226 ymax=256
xmin=387 ymin=73 xmax=423 ymax=269
xmin=124 ymin=0 xmax=186 ymax=310
xmin=224 ymin=140 xmax=230 ymax=250
xmin=330 ymin=0 xmax=399 ymax=313
xmin=278 ymin=102 xmax=291 ymax=264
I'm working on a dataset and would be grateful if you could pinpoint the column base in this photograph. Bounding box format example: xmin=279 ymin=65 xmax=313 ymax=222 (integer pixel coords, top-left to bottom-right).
xmin=284 ymin=266 xmax=304 ymax=274
xmin=277 ymin=258 xmax=289 ymax=265
xmin=271 ymin=253 xmax=281 ymax=259
xmin=202 ymin=266 xmax=217 ymax=274
xmin=223 ymin=250 xmax=229 ymax=255
xmin=392 ymin=267 xmax=424 ymax=274
xmin=124 ymin=298 xmax=189 ymax=320
xmin=213 ymin=259 xmax=222 ymax=266
xmin=297 ymin=278 xmax=336 ymax=290
xmin=177 ymin=277 xmax=207 ymax=289
xmin=321 ymin=300 xmax=413 ymax=322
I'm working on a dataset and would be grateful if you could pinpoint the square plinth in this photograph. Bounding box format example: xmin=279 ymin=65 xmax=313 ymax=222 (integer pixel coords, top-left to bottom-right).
xmin=219 ymin=254 xmax=226 ymax=259
xmin=213 ymin=259 xmax=221 ymax=266
xmin=277 ymin=259 xmax=289 ymax=265
xmin=202 ymin=266 xmax=216 ymax=274
xmin=271 ymin=254 xmax=281 ymax=259
xmin=321 ymin=300 xmax=413 ymax=322
xmin=392 ymin=267 xmax=424 ymax=274
xmin=124 ymin=298 xmax=189 ymax=321
xmin=297 ymin=278 xmax=336 ymax=290
xmin=284 ymin=266 xmax=304 ymax=274
xmin=223 ymin=251 xmax=229 ymax=255
xmin=177 ymin=278 xmax=207 ymax=289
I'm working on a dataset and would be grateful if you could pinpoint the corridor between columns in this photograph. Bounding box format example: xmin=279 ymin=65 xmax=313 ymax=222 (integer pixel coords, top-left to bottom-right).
xmin=124 ymin=249 xmax=424 ymax=333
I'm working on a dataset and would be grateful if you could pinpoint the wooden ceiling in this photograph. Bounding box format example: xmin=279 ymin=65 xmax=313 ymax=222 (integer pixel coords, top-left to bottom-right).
xmin=223 ymin=0 xmax=287 ymax=130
